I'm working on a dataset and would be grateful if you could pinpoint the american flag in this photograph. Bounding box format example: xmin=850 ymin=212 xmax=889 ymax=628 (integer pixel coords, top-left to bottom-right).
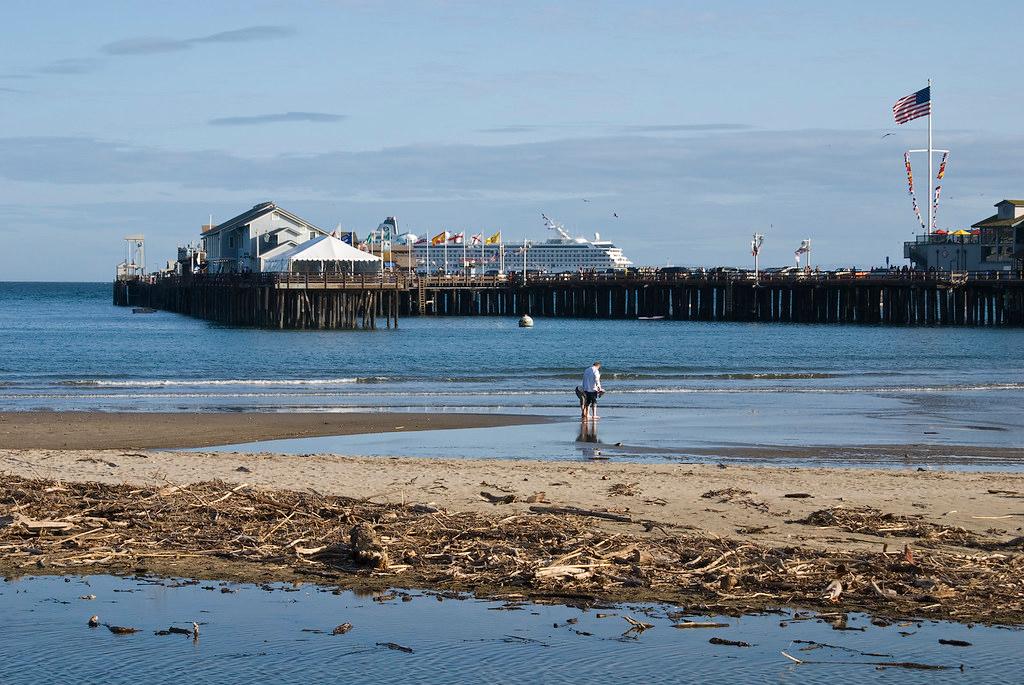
xmin=892 ymin=86 xmax=930 ymax=125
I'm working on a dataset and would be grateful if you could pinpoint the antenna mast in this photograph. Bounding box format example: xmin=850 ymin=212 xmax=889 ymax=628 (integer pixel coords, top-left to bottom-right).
xmin=541 ymin=213 xmax=572 ymax=241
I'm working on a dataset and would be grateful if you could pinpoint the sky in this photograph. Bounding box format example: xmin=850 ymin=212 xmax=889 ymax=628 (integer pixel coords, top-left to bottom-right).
xmin=1 ymin=0 xmax=1022 ymax=280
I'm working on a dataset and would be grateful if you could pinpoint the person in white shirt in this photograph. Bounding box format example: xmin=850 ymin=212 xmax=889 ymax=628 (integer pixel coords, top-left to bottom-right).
xmin=580 ymin=361 xmax=604 ymax=419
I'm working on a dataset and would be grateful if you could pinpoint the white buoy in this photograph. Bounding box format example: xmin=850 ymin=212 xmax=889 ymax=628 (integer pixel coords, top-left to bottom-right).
xmin=518 ymin=314 xmax=534 ymax=328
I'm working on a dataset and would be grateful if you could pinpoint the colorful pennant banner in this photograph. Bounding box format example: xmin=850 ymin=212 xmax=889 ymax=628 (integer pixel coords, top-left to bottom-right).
xmin=904 ymin=151 xmax=949 ymax=231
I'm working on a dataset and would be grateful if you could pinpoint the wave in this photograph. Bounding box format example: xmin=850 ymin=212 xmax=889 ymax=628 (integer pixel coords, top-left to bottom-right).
xmin=614 ymin=383 xmax=1024 ymax=394
xmin=56 ymin=375 xmax=511 ymax=387
xmin=691 ymin=372 xmax=841 ymax=381
xmin=353 ymin=375 xmax=500 ymax=384
xmin=26 ymin=370 xmax=936 ymax=389
xmin=57 ymin=378 xmax=361 ymax=388
xmin=562 ymin=371 xmax=844 ymax=381
xmin=11 ymin=382 xmax=1024 ymax=400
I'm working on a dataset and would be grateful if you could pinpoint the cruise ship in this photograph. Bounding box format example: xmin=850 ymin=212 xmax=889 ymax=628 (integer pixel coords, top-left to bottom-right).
xmin=385 ymin=216 xmax=634 ymax=274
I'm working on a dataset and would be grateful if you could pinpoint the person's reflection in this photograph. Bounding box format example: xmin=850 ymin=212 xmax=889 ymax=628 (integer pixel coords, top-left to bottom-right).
xmin=576 ymin=419 xmax=602 ymax=459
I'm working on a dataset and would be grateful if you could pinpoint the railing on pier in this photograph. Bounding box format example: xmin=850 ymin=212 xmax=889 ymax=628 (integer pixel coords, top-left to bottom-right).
xmin=118 ymin=267 xmax=1024 ymax=290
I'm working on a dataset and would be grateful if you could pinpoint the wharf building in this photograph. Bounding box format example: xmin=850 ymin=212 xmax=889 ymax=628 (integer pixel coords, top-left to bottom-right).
xmin=905 ymin=199 xmax=1024 ymax=272
xmin=201 ymin=202 xmax=329 ymax=273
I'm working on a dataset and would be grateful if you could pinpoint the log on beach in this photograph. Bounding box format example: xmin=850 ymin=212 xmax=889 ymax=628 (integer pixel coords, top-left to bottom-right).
xmin=528 ymin=505 xmax=633 ymax=523
xmin=350 ymin=523 xmax=389 ymax=569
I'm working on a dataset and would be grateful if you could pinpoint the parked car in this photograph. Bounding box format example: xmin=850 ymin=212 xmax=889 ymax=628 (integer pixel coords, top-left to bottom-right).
xmin=709 ymin=267 xmax=742 ymax=277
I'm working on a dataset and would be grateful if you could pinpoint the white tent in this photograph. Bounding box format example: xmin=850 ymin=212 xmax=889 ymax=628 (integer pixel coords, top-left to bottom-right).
xmin=263 ymin=235 xmax=381 ymax=274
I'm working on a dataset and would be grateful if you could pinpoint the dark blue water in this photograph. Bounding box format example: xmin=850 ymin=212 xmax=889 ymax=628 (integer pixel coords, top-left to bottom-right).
xmin=0 ymin=575 xmax=1010 ymax=684
xmin=3 ymin=282 xmax=1024 ymax=457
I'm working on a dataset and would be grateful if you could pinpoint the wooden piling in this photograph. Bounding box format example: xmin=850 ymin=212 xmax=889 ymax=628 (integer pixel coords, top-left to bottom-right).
xmin=115 ymin=271 xmax=1024 ymax=329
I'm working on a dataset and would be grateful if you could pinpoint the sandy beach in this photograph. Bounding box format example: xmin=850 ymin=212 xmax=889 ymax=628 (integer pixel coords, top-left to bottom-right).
xmin=6 ymin=448 xmax=1024 ymax=549
xmin=4 ymin=444 xmax=1024 ymax=623
xmin=0 ymin=411 xmax=549 ymax=449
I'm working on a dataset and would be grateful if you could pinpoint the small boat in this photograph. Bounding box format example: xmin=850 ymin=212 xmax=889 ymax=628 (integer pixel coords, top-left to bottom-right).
xmin=637 ymin=315 xmax=664 ymax=320
xmin=518 ymin=314 xmax=534 ymax=327
xmin=132 ymin=307 xmax=157 ymax=314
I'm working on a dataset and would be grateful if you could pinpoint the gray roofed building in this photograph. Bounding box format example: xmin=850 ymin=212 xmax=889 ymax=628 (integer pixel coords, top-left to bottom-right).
xmin=201 ymin=202 xmax=330 ymax=273
xmin=972 ymin=200 xmax=1024 ymax=229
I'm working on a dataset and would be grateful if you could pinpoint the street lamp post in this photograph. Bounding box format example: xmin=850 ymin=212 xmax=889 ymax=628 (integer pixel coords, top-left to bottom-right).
xmin=795 ymin=239 xmax=811 ymax=271
xmin=751 ymin=233 xmax=764 ymax=284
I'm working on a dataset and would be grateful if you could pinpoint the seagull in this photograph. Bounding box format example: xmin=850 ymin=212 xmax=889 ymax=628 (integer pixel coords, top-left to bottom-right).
xmin=582 ymin=198 xmax=591 ymax=203
xmin=881 ymin=133 xmax=895 ymax=139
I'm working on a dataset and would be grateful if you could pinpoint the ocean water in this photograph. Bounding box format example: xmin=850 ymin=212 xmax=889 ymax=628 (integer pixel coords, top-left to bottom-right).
xmin=0 ymin=574 xmax=1012 ymax=684
xmin=2 ymin=282 xmax=1023 ymax=459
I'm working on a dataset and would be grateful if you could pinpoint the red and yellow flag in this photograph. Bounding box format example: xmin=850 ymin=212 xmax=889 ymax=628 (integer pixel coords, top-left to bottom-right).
xmin=431 ymin=231 xmax=448 ymax=246
xmin=485 ymin=231 xmax=501 ymax=245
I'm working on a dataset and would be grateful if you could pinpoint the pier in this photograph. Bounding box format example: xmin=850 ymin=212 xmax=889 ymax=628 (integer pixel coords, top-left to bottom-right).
xmin=114 ymin=271 xmax=1024 ymax=328
xmin=115 ymin=273 xmax=402 ymax=329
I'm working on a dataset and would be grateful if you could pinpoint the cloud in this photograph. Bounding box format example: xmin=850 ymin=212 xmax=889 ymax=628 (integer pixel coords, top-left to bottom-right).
xmin=101 ymin=37 xmax=191 ymax=56
xmin=620 ymin=124 xmax=752 ymax=132
xmin=37 ymin=58 xmax=100 ymax=74
xmin=478 ymin=123 xmax=753 ymax=135
xmin=1 ymin=129 xmax=1018 ymax=201
xmin=190 ymin=25 xmax=295 ymax=44
xmin=100 ymin=25 xmax=295 ymax=56
xmin=208 ymin=112 xmax=348 ymax=126
xmin=3 ymin=128 xmax=1023 ymax=278
xmin=477 ymin=126 xmax=545 ymax=134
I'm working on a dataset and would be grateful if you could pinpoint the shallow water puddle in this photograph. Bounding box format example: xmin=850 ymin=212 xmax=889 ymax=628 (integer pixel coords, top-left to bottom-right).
xmin=1 ymin=575 xmax=1017 ymax=683
xmin=191 ymin=413 xmax=1024 ymax=471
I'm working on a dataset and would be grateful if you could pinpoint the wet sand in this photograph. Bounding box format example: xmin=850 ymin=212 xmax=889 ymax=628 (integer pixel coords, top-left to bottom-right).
xmin=0 ymin=411 xmax=550 ymax=450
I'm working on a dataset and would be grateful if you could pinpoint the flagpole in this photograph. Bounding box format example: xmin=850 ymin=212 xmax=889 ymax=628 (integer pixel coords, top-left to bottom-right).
xmin=523 ymin=234 xmax=527 ymax=281
xmin=927 ymin=78 xmax=933 ymax=233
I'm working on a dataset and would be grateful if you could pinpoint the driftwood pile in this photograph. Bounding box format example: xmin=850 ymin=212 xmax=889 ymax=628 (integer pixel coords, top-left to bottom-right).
xmin=2 ymin=476 xmax=1024 ymax=623
xmin=795 ymin=506 xmax=985 ymax=547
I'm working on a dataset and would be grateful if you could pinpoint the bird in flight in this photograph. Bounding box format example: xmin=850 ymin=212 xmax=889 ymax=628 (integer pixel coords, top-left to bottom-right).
xmin=881 ymin=132 xmax=895 ymax=139
xmin=582 ymin=198 xmax=591 ymax=203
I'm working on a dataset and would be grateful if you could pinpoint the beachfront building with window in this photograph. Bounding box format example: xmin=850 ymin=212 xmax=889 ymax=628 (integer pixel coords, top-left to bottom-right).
xmin=201 ymin=202 xmax=329 ymax=273
xmin=904 ymin=199 xmax=1024 ymax=272
xmin=972 ymin=200 xmax=1024 ymax=269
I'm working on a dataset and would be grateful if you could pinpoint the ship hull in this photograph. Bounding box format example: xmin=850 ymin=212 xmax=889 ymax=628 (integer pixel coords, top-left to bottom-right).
xmin=410 ymin=239 xmax=632 ymax=274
